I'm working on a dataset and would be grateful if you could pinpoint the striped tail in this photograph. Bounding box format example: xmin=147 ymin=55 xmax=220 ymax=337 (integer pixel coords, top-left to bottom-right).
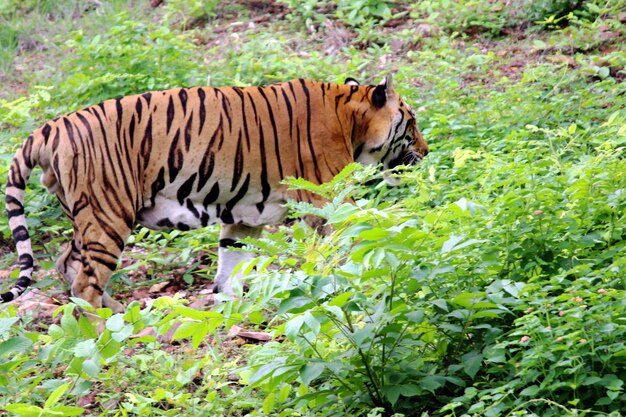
xmin=2 ymin=135 xmax=38 ymax=303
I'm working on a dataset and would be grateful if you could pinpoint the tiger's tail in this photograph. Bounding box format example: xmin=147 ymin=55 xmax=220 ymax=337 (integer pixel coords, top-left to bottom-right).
xmin=2 ymin=134 xmax=42 ymax=303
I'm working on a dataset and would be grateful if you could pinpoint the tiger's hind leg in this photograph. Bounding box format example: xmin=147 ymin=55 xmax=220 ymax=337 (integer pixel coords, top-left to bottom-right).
xmin=56 ymin=237 xmax=81 ymax=286
xmin=56 ymin=234 xmax=124 ymax=313
xmin=55 ymin=221 xmax=124 ymax=312
xmin=213 ymin=224 xmax=263 ymax=296
xmin=68 ymin=197 xmax=132 ymax=314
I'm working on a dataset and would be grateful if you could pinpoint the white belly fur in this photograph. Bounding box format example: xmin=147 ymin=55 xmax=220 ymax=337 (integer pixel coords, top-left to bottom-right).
xmin=137 ymin=193 xmax=288 ymax=230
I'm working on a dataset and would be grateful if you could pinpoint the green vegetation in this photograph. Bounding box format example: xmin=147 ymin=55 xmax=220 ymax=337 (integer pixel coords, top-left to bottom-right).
xmin=1 ymin=0 xmax=626 ymax=416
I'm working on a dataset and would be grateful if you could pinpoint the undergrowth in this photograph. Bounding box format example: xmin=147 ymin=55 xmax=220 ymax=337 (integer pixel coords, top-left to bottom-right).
xmin=0 ymin=0 xmax=625 ymax=416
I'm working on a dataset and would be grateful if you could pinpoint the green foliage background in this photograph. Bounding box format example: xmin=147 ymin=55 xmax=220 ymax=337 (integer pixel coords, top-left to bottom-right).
xmin=0 ymin=0 xmax=625 ymax=416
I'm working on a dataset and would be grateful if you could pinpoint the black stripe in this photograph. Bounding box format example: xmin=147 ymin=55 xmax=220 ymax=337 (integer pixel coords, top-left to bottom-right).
xmin=231 ymin=131 xmax=243 ymax=192
xmin=203 ymin=182 xmax=220 ymax=208
xmin=197 ymin=116 xmax=222 ymax=192
xmin=142 ymin=92 xmax=152 ymax=106
xmin=7 ymin=158 xmax=26 ymax=189
xmin=353 ymin=143 xmax=364 ymax=160
xmin=179 ymin=88 xmax=188 ymax=113
xmin=1 ymin=292 xmax=14 ymax=302
xmin=201 ymin=211 xmax=210 ymax=227
xmin=257 ymin=122 xmax=271 ymax=203
xmin=295 ymin=125 xmax=304 ymax=177
xmin=98 ymin=220 xmax=126 ymax=252
xmin=379 ymin=118 xmax=408 ymax=164
xmin=58 ymin=198 xmax=71 ymax=216
xmin=76 ymin=112 xmax=96 ymax=158
xmin=299 ymin=79 xmax=322 ymax=183
xmin=85 ymin=245 xmax=117 ymax=260
xmin=184 ymin=111 xmax=193 ymax=151
xmin=135 ymin=98 xmax=143 ymax=123
xmin=234 ymin=88 xmax=251 ymax=151
xmin=5 ymin=195 xmax=23 ymax=207
xmin=7 ymin=208 xmax=24 ymax=217
xmin=51 ymin=154 xmax=61 ymax=191
xmin=42 ymin=123 xmax=52 ymax=144
xmin=334 ymin=94 xmax=344 ymax=114
xmin=177 ymin=173 xmax=197 ymax=204
xmin=91 ymin=256 xmax=118 ymax=271
xmin=345 ymin=85 xmax=359 ymax=104
xmin=207 ymin=116 xmax=223 ymax=150
xmin=220 ymin=211 xmax=234 ymax=224
xmin=22 ymin=136 xmax=34 ymax=169
xmin=62 ymin=118 xmax=79 ymax=191
xmin=12 ymin=225 xmax=29 ymax=242
xmin=197 ymin=151 xmax=215 ymax=192
xmin=16 ymin=276 xmax=31 ymax=288
xmin=71 ymin=193 xmax=90 ymax=217
xmin=166 ymin=95 xmax=175 ymax=134
xmin=221 ymin=174 xmax=250 ymax=223
xmin=51 ymin=126 xmax=60 ymax=152
xmin=168 ymin=130 xmax=183 ymax=182
xmin=198 ymin=88 xmax=206 ymax=134
xmin=186 ymin=199 xmax=200 ymax=218
xmin=6 ymin=195 xmax=24 ymax=217
xmin=84 ymin=242 xmax=117 ymax=254
xmin=141 ymin=115 xmax=153 ymax=168
xmin=150 ymin=167 xmax=166 ymax=207
xmin=217 ymin=89 xmax=232 ymax=131
xmin=270 ymin=85 xmax=279 ymax=98
xmin=93 ymin=110 xmax=121 ymax=191
xmin=258 ymin=87 xmax=284 ymax=179
xmin=115 ymin=97 xmax=124 ymax=140
xmin=280 ymin=88 xmax=294 ymax=138
xmin=90 ymin=283 xmax=104 ymax=294
xmin=226 ymin=174 xmax=250 ymax=210
xmin=88 ymin=177 xmax=126 ymax=229
xmin=247 ymin=92 xmax=259 ymax=123
xmin=219 ymin=238 xmax=244 ymax=249
xmin=19 ymin=254 xmax=33 ymax=269
xmin=287 ymin=81 xmax=297 ymax=101
xmin=157 ymin=218 xmax=174 ymax=228
xmin=6 ymin=180 xmax=25 ymax=190
xmin=128 ymin=115 xmax=136 ymax=148
xmin=113 ymin=142 xmax=137 ymax=219
xmin=63 ymin=117 xmax=76 ymax=146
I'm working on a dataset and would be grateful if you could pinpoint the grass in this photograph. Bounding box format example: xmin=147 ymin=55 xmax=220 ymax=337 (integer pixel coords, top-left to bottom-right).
xmin=0 ymin=0 xmax=625 ymax=416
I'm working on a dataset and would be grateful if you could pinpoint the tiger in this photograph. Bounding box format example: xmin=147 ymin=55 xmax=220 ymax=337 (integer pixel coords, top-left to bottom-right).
xmin=3 ymin=74 xmax=428 ymax=313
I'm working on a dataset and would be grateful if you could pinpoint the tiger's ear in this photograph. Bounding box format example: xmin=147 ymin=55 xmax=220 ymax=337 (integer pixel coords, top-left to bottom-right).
xmin=345 ymin=77 xmax=360 ymax=85
xmin=372 ymin=73 xmax=394 ymax=108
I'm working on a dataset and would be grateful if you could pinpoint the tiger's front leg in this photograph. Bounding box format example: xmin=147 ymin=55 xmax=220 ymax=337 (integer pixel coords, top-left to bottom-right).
xmin=213 ymin=224 xmax=262 ymax=296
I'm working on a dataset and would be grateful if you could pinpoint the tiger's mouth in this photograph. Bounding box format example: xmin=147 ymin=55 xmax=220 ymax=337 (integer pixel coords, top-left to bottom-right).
xmin=387 ymin=149 xmax=423 ymax=170
xmin=382 ymin=149 xmax=424 ymax=186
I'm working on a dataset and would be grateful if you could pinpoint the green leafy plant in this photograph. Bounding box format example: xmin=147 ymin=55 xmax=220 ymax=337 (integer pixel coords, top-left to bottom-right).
xmin=57 ymin=14 xmax=205 ymax=109
xmin=163 ymin=0 xmax=220 ymax=29
xmin=6 ymin=383 xmax=85 ymax=416
xmin=334 ymin=0 xmax=396 ymax=27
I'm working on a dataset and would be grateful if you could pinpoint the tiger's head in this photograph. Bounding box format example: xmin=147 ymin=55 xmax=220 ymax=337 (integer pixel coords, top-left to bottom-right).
xmin=348 ymin=74 xmax=429 ymax=185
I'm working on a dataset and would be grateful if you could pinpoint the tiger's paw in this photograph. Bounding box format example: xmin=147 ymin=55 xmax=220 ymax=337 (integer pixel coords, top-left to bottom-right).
xmin=102 ymin=294 xmax=125 ymax=314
